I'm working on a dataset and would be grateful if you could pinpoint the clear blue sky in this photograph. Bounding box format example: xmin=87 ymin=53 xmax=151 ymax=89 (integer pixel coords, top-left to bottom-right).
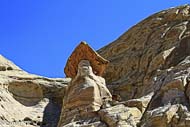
xmin=0 ymin=0 xmax=189 ymax=77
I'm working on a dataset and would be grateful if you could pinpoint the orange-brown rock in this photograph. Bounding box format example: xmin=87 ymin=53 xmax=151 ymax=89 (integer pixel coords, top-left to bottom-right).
xmin=64 ymin=41 xmax=109 ymax=78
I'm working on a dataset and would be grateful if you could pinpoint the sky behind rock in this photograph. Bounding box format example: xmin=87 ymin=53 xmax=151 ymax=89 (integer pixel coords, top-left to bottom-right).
xmin=0 ymin=0 xmax=189 ymax=77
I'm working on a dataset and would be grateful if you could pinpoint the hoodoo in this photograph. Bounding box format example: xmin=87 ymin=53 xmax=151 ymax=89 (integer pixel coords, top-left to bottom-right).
xmin=58 ymin=42 xmax=112 ymax=127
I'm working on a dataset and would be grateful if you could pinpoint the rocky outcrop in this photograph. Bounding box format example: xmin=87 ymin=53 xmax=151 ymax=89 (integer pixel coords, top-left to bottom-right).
xmin=0 ymin=55 xmax=70 ymax=127
xmin=1 ymin=4 xmax=190 ymax=127
xmin=0 ymin=55 xmax=21 ymax=71
xmin=99 ymin=104 xmax=142 ymax=127
xmin=98 ymin=4 xmax=190 ymax=127
xmin=64 ymin=42 xmax=109 ymax=78
xmin=58 ymin=43 xmax=112 ymax=127
xmin=98 ymin=4 xmax=190 ymax=101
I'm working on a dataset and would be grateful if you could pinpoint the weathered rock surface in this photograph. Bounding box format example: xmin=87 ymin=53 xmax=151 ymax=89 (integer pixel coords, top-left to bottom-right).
xmin=0 ymin=55 xmax=21 ymax=71
xmin=98 ymin=4 xmax=190 ymax=127
xmin=99 ymin=104 xmax=142 ymax=127
xmin=64 ymin=42 xmax=109 ymax=78
xmin=98 ymin=4 xmax=190 ymax=101
xmin=1 ymin=4 xmax=190 ymax=127
xmin=0 ymin=55 xmax=70 ymax=127
xmin=58 ymin=43 xmax=112 ymax=127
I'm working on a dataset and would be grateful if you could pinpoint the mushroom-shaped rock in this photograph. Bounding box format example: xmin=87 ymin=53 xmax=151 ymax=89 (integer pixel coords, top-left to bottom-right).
xmin=64 ymin=41 xmax=109 ymax=78
xmin=58 ymin=42 xmax=112 ymax=127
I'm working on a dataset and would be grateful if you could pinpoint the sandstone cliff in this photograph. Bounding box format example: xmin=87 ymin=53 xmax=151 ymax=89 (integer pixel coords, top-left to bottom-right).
xmin=98 ymin=4 xmax=190 ymax=127
xmin=0 ymin=4 xmax=190 ymax=127
xmin=0 ymin=55 xmax=70 ymax=126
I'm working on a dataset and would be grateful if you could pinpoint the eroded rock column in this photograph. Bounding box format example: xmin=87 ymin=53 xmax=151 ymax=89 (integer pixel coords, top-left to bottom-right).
xmin=58 ymin=42 xmax=112 ymax=127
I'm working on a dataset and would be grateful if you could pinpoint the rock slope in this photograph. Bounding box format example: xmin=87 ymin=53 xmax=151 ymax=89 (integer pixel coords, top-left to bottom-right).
xmin=0 ymin=55 xmax=70 ymax=127
xmin=0 ymin=4 xmax=190 ymax=127
xmin=98 ymin=4 xmax=190 ymax=127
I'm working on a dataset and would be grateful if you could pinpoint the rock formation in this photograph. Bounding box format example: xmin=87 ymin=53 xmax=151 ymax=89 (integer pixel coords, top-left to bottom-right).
xmin=98 ymin=4 xmax=190 ymax=127
xmin=58 ymin=42 xmax=112 ymax=127
xmin=0 ymin=55 xmax=70 ymax=127
xmin=64 ymin=42 xmax=109 ymax=78
xmin=0 ymin=4 xmax=190 ymax=127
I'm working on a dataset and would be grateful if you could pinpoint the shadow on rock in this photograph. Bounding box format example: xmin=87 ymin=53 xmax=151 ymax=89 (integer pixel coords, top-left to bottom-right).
xmin=41 ymin=98 xmax=62 ymax=127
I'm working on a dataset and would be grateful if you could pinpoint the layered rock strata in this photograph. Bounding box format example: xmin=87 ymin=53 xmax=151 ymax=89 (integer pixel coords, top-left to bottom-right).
xmin=58 ymin=42 xmax=112 ymax=127
xmin=0 ymin=55 xmax=70 ymax=127
xmin=98 ymin=4 xmax=190 ymax=127
xmin=0 ymin=4 xmax=190 ymax=127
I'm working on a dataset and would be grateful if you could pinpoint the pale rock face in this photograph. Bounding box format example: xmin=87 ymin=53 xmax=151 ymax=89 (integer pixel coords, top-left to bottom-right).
xmin=0 ymin=55 xmax=21 ymax=71
xmin=98 ymin=104 xmax=142 ymax=127
xmin=98 ymin=4 xmax=190 ymax=101
xmin=64 ymin=60 xmax=112 ymax=111
xmin=98 ymin=4 xmax=190 ymax=127
xmin=77 ymin=60 xmax=94 ymax=76
xmin=58 ymin=60 xmax=112 ymax=126
xmin=0 ymin=54 xmax=70 ymax=127
xmin=119 ymin=93 xmax=153 ymax=113
xmin=141 ymin=104 xmax=190 ymax=127
xmin=1 ymin=4 xmax=190 ymax=127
